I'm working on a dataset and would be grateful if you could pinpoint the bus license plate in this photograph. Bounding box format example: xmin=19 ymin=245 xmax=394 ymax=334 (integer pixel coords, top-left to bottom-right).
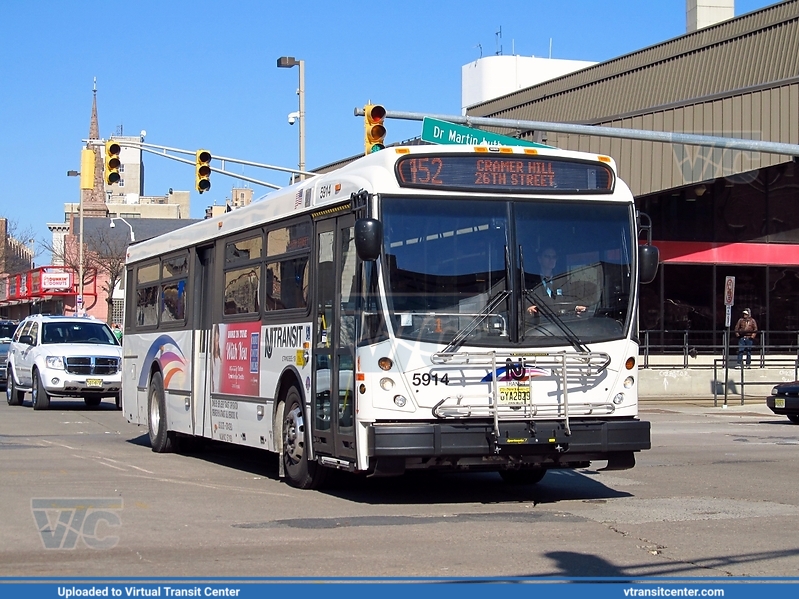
xmin=499 ymin=386 xmax=530 ymax=404
xmin=86 ymin=379 xmax=103 ymax=388
xmin=775 ymin=398 xmax=785 ymax=408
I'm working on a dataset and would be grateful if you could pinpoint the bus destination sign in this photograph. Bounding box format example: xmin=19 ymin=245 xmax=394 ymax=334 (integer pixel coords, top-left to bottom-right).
xmin=395 ymin=155 xmax=614 ymax=194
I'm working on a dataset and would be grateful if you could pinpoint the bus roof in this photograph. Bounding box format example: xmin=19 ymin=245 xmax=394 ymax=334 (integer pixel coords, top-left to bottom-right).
xmin=125 ymin=144 xmax=624 ymax=265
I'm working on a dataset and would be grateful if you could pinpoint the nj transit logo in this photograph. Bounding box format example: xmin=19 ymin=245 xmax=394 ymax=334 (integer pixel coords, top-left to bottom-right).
xmin=481 ymin=360 xmax=551 ymax=382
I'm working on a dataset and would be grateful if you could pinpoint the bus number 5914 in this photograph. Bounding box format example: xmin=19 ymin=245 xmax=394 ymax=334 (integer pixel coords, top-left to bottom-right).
xmin=412 ymin=372 xmax=449 ymax=387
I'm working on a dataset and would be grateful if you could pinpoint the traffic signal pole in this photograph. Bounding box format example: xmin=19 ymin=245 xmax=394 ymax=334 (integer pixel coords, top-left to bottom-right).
xmin=86 ymin=139 xmax=319 ymax=191
xmin=354 ymin=108 xmax=799 ymax=157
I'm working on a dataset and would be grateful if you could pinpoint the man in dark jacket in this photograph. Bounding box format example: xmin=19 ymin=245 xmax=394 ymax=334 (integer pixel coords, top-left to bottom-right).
xmin=734 ymin=308 xmax=758 ymax=368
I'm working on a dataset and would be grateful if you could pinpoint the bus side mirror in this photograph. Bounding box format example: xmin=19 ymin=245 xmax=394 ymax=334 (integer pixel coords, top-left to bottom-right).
xmin=355 ymin=219 xmax=383 ymax=261
xmin=638 ymin=244 xmax=659 ymax=284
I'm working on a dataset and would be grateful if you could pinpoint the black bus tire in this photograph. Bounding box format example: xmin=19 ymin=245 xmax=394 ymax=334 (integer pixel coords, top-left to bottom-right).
xmin=281 ymin=386 xmax=327 ymax=489
xmin=498 ymin=467 xmax=547 ymax=485
xmin=148 ymin=371 xmax=174 ymax=453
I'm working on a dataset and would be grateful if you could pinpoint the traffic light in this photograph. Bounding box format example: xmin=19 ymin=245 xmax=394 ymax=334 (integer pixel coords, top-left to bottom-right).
xmin=364 ymin=104 xmax=386 ymax=155
xmin=104 ymin=140 xmax=121 ymax=185
xmin=195 ymin=149 xmax=211 ymax=193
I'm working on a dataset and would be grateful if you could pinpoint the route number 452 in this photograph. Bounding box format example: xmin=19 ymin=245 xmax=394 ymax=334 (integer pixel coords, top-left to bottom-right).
xmin=412 ymin=372 xmax=449 ymax=387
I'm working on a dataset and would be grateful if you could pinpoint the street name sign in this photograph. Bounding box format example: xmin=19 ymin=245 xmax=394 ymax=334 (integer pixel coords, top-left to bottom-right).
xmin=421 ymin=117 xmax=547 ymax=148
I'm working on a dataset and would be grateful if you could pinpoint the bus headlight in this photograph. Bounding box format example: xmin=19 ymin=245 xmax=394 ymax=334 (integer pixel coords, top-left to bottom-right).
xmin=623 ymin=376 xmax=634 ymax=389
xmin=394 ymin=395 xmax=407 ymax=407
xmin=613 ymin=392 xmax=625 ymax=405
xmin=378 ymin=358 xmax=393 ymax=371
xmin=380 ymin=377 xmax=395 ymax=391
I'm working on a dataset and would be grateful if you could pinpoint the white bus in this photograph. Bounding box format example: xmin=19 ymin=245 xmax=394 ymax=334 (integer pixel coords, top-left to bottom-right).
xmin=121 ymin=144 xmax=659 ymax=488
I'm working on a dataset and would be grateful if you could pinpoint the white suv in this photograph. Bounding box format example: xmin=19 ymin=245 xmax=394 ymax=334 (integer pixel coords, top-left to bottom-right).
xmin=5 ymin=315 xmax=122 ymax=410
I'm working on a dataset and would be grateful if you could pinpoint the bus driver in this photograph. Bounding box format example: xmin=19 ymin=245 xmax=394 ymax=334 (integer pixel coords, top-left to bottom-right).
xmin=526 ymin=246 xmax=588 ymax=317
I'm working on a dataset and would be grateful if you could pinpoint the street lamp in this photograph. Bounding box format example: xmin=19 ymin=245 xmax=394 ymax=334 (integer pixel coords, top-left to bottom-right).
xmin=110 ymin=217 xmax=135 ymax=242
xmin=277 ymin=56 xmax=305 ymax=181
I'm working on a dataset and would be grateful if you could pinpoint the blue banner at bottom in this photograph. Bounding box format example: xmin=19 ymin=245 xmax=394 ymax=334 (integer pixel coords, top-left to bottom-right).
xmin=1 ymin=580 xmax=799 ymax=599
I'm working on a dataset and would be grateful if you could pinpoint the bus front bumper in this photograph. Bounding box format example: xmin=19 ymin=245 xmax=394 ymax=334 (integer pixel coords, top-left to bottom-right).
xmin=369 ymin=418 xmax=650 ymax=465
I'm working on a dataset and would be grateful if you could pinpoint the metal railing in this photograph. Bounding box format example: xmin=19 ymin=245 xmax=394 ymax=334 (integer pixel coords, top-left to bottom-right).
xmin=640 ymin=329 xmax=799 ymax=369
xmin=712 ymin=357 xmax=799 ymax=407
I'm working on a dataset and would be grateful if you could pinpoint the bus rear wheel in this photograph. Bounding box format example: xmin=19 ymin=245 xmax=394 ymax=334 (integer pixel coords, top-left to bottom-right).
xmin=148 ymin=371 xmax=174 ymax=453
xmin=498 ymin=467 xmax=547 ymax=485
xmin=281 ymin=386 xmax=326 ymax=489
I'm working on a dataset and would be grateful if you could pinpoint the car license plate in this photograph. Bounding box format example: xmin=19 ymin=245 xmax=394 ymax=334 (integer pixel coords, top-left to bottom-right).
xmin=499 ymin=385 xmax=530 ymax=404
xmin=775 ymin=398 xmax=785 ymax=408
xmin=86 ymin=378 xmax=103 ymax=388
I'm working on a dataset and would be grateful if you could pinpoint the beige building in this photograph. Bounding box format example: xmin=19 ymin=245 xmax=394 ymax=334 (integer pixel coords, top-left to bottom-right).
xmin=204 ymin=187 xmax=254 ymax=218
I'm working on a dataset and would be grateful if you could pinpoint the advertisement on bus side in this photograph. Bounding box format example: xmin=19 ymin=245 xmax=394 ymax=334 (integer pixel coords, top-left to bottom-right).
xmin=211 ymin=322 xmax=261 ymax=396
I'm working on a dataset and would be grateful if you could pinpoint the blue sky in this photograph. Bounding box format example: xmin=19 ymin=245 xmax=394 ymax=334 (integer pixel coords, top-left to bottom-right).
xmin=0 ymin=0 xmax=774 ymax=256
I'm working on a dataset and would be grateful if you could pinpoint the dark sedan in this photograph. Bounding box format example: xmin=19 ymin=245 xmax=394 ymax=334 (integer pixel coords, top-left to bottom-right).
xmin=766 ymin=381 xmax=799 ymax=424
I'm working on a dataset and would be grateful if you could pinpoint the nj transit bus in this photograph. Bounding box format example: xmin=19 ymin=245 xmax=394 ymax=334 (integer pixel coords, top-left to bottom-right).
xmin=121 ymin=144 xmax=659 ymax=488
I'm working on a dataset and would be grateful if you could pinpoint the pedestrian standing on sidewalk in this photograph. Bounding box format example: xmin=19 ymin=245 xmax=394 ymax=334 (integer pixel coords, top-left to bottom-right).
xmin=734 ymin=308 xmax=758 ymax=368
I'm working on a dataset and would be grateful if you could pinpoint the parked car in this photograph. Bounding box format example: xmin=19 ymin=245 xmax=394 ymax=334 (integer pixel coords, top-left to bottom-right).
xmin=0 ymin=337 xmax=11 ymax=391
xmin=5 ymin=314 xmax=122 ymax=410
xmin=766 ymin=381 xmax=799 ymax=424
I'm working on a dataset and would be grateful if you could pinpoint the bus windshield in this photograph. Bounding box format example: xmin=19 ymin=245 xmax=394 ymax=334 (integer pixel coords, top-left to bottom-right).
xmin=381 ymin=196 xmax=634 ymax=348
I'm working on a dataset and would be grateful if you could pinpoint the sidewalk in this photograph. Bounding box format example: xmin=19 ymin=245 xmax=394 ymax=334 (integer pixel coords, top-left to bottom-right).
xmin=639 ymin=397 xmax=773 ymax=414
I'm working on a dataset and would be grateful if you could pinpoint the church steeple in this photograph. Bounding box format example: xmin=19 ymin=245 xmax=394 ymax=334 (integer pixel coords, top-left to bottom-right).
xmin=82 ymin=78 xmax=109 ymax=218
xmin=89 ymin=78 xmax=100 ymax=140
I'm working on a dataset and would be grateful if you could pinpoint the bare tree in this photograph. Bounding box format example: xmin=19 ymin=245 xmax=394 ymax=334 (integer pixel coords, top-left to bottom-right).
xmin=86 ymin=227 xmax=129 ymax=324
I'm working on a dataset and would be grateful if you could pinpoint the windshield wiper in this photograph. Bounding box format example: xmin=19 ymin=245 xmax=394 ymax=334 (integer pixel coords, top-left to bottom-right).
xmin=440 ymin=289 xmax=510 ymax=354
xmin=520 ymin=245 xmax=588 ymax=353
xmin=523 ymin=289 xmax=588 ymax=353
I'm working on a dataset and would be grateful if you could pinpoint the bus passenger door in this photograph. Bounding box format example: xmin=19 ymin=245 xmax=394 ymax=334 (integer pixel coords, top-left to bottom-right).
xmin=192 ymin=245 xmax=214 ymax=437
xmin=312 ymin=215 xmax=357 ymax=461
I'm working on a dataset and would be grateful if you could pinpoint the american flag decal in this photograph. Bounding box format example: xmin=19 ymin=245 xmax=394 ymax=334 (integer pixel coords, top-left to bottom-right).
xmin=294 ymin=189 xmax=303 ymax=209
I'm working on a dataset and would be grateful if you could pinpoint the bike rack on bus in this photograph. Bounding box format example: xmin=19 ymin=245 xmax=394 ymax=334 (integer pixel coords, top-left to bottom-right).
xmin=430 ymin=350 xmax=611 ymax=440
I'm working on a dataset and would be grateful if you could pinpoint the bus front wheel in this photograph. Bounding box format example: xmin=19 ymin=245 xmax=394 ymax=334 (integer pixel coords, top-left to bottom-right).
xmin=148 ymin=371 xmax=174 ymax=453
xmin=281 ymin=386 xmax=326 ymax=489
